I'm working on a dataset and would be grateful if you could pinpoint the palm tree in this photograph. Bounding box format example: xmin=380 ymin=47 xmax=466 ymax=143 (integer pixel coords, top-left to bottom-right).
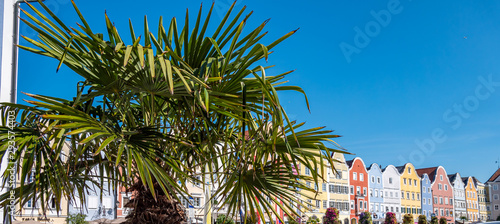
xmin=0 ymin=1 xmax=348 ymax=223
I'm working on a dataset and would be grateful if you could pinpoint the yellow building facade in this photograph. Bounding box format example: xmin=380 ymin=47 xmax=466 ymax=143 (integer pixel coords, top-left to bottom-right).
xmin=464 ymin=177 xmax=479 ymax=222
xmin=300 ymin=155 xmax=329 ymax=220
xmin=397 ymin=163 xmax=422 ymax=221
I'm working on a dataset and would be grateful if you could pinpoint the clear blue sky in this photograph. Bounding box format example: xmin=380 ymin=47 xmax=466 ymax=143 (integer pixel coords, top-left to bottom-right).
xmin=16 ymin=0 xmax=500 ymax=182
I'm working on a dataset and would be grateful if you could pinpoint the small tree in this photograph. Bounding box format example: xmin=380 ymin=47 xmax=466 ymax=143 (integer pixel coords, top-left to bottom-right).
xmin=384 ymin=212 xmax=397 ymax=224
xmin=403 ymin=214 xmax=414 ymax=224
xmin=359 ymin=212 xmax=373 ymax=224
xmin=324 ymin=208 xmax=340 ymax=224
xmin=439 ymin=217 xmax=447 ymax=224
xmin=430 ymin=217 xmax=439 ymax=224
xmin=216 ymin=215 xmax=235 ymax=224
xmin=496 ymin=215 xmax=500 ymax=221
xmin=66 ymin=213 xmax=88 ymax=224
xmin=418 ymin=215 xmax=427 ymax=224
xmin=307 ymin=216 xmax=321 ymax=224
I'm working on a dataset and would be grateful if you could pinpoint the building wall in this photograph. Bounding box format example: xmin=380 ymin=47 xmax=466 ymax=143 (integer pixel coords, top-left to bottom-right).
xmin=329 ymin=152 xmax=351 ymax=224
xmin=68 ymin=179 xmax=117 ymax=221
xmin=399 ymin=163 xmax=421 ymax=221
xmin=348 ymin=157 xmax=369 ymax=222
xmin=431 ymin=167 xmax=454 ymax=223
xmin=368 ymin=163 xmax=384 ymax=223
xmin=420 ymin=174 xmax=433 ymax=220
xmin=487 ymin=179 xmax=500 ymax=221
xmin=300 ymin=155 xmax=329 ymax=220
xmin=382 ymin=165 xmax=402 ymax=221
xmin=477 ymin=182 xmax=488 ymax=221
xmin=465 ymin=177 xmax=479 ymax=222
xmin=450 ymin=173 xmax=467 ymax=221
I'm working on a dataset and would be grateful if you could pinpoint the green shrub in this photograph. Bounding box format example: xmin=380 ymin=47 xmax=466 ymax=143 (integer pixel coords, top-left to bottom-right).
xmin=418 ymin=215 xmax=427 ymax=224
xmin=66 ymin=213 xmax=88 ymax=224
xmin=216 ymin=214 xmax=235 ymax=224
xmin=430 ymin=217 xmax=438 ymax=224
xmin=439 ymin=217 xmax=447 ymax=224
xmin=403 ymin=214 xmax=414 ymax=224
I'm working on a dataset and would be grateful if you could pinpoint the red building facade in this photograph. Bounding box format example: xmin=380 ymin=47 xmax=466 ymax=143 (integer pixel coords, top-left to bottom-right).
xmin=347 ymin=157 xmax=369 ymax=222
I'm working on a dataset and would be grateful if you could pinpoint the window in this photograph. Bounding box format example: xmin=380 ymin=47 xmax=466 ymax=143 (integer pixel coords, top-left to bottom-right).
xmin=375 ymin=189 xmax=379 ymax=197
xmin=377 ymin=177 xmax=381 ymax=184
xmin=360 ymin=173 xmax=364 ymax=181
xmin=390 ymin=192 xmax=394 ymax=198
xmin=323 ymin=200 xmax=327 ymax=208
xmin=428 ymin=198 xmax=431 ymax=205
xmin=412 ymin=193 xmax=415 ymax=200
xmin=440 ymin=175 xmax=443 ymax=181
xmin=409 ymin=179 xmax=412 ymax=186
xmin=401 ymin=191 xmax=405 ymax=199
xmin=408 ymin=167 xmax=411 ymax=174
xmin=428 ymin=187 xmax=431 ymax=193
xmin=357 ymin=186 xmax=361 ymax=195
xmin=25 ymin=199 xmax=33 ymax=208
xmin=414 ymin=179 xmax=417 ymax=186
xmin=403 ymin=178 xmax=407 ymax=185
xmin=440 ymin=197 xmax=443 ymax=204
xmin=423 ymin=198 xmax=426 ymax=204
xmin=359 ymin=201 xmax=363 ymax=210
xmin=316 ymin=200 xmax=321 ymax=208
xmin=381 ymin=190 xmax=384 ymax=197
xmin=494 ymin=205 xmax=499 ymax=210
xmin=445 ymin=197 xmax=448 ymax=205
xmin=194 ymin=175 xmax=201 ymax=187
xmin=103 ymin=197 xmax=112 ymax=208
xmin=353 ymin=172 xmax=357 ymax=180
xmin=314 ymin=184 xmax=318 ymax=191
xmin=449 ymin=198 xmax=453 ymax=205
xmin=88 ymin=196 xmax=99 ymax=209
xmin=438 ymin=184 xmax=442 ymax=190
xmin=389 ymin=177 xmax=393 ymax=184
xmin=350 ymin=186 xmax=354 ymax=194
xmin=372 ymin=176 xmax=375 ymax=183
xmin=370 ymin=189 xmax=373 ymax=197
xmin=307 ymin=182 xmax=311 ymax=188
xmin=417 ymin=193 xmax=420 ymax=200
xmin=434 ymin=197 xmax=438 ymax=204
xmin=323 ymin=183 xmax=327 ymax=192
xmin=363 ymin=187 xmax=367 ymax=196
xmin=493 ymin=184 xmax=499 ymax=190
xmin=305 ymin=167 xmax=310 ymax=175
xmin=351 ymin=200 xmax=354 ymax=209
xmin=444 ymin=185 xmax=448 ymax=191
xmin=407 ymin=192 xmax=410 ymax=199
xmin=494 ymin=194 xmax=499 ymax=200
xmin=423 ymin=187 xmax=426 ymax=192
xmin=385 ymin=191 xmax=388 ymax=197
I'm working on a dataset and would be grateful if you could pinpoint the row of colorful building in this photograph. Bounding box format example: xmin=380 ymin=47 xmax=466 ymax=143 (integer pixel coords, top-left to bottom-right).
xmin=296 ymin=153 xmax=500 ymax=224
xmin=3 ymin=153 xmax=500 ymax=224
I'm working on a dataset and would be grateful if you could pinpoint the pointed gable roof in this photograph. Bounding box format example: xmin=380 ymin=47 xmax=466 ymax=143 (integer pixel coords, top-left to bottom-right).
xmin=346 ymin=159 xmax=354 ymax=168
xmin=487 ymin=168 xmax=500 ymax=183
xmin=448 ymin=173 xmax=457 ymax=183
xmin=416 ymin=167 xmax=438 ymax=182
xmin=395 ymin=165 xmax=406 ymax=174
